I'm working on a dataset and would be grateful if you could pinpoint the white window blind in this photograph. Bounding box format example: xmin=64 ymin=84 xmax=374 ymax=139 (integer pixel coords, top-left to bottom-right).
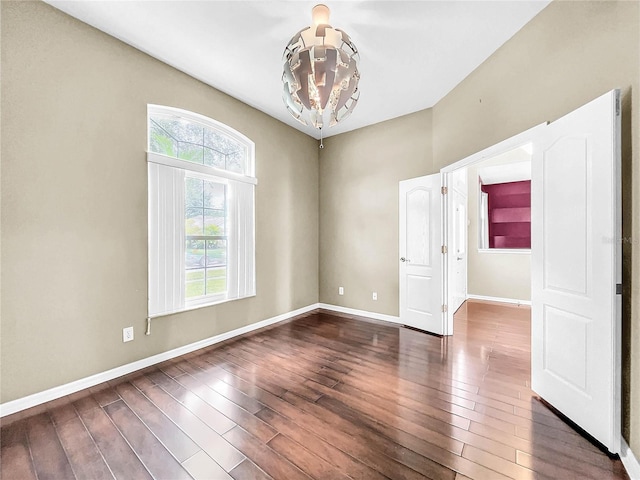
xmin=148 ymin=162 xmax=185 ymax=316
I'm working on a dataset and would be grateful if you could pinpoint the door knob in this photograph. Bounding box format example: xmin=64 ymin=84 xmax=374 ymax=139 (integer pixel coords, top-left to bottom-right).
xmin=400 ymin=257 xmax=409 ymax=262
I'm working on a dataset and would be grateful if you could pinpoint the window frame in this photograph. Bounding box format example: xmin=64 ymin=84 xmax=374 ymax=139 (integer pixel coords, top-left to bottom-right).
xmin=147 ymin=105 xmax=256 ymax=318
xmin=147 ymin=104 xmax=256 ymax=181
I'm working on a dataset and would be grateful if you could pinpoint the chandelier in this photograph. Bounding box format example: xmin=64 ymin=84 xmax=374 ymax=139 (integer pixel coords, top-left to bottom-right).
xmin=282 ymin=4 xmax=360 ymax=136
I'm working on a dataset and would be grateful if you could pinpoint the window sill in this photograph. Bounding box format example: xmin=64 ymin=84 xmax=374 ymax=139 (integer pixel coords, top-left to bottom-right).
xmin=478 ymin=248 xmax=531 ymax=255
xmin=149 ymin=293 xmax=256 ymax=320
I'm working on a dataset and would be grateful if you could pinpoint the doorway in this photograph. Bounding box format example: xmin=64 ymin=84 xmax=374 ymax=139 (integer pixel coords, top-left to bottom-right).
xmin=444 ymin=141 xmax=534 ymax=333
xmin=440 ymin=124 xmax=542 ymax=334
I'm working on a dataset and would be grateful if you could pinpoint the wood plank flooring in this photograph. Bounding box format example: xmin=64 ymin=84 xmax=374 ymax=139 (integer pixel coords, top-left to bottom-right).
xmin=0 ymin=301 xmax=630 ymax=479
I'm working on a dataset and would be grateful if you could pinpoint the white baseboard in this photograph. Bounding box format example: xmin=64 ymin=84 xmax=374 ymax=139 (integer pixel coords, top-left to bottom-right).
xmin=0 ymin=303 xmax=320 ymax=418
xmin=319 ymin=303 xmax=400 ymax=324
xmin=466 ymin=294 xmax=531 ymax=306
xmin=621 ymin=438 xmax=640 ymax=480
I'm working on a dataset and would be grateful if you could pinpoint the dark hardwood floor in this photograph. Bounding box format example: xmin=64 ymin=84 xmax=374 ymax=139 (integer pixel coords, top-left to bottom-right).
xmin=0 ymin=301 xmax=630 ymax=479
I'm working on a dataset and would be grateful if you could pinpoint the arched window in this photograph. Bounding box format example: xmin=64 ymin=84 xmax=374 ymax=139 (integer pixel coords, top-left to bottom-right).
xmin=147 ymin=105 xmax=256 ymax=317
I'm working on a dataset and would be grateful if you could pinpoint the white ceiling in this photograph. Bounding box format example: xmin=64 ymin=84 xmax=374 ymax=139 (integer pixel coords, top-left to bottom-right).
xmin=45 ymin=0 xmax=551 ymax=140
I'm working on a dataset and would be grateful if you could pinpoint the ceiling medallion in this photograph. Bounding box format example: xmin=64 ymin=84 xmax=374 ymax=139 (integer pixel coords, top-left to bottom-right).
xmin=282 ymin=4 xmax=360 ymax=146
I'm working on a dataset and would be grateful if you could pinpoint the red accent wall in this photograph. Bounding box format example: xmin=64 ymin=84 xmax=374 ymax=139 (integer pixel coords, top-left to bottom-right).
xmin=482 ymin=180 xmax=531 ymax=249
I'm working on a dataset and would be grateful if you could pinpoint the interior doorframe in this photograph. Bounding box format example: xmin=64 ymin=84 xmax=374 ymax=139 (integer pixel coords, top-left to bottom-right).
xmin=440 ymin=123 xmax=546 ymax=335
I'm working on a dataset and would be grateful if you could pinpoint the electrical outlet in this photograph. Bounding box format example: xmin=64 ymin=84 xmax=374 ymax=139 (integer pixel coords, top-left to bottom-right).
xmin=373 ymin=292 xmax=378 ymax=300
xmin=339 ymin=286 xmax=344 ymax=295
xmin=123 ymin=326 xmax=134 ymax=343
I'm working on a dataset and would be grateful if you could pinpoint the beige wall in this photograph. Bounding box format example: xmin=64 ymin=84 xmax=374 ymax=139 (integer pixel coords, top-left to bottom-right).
xmin=467 ymin=148 xmax=531 ymax=301
xmin=321 ymin=0 xmax=639 ymax=453
xmin=0 ymin=1 xmax=319 ymax=403
xmin=319 ymin=110 xmax=433 ymax=315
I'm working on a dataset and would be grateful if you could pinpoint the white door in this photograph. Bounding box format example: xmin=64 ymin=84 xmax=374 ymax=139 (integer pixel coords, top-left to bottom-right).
xmin=531 ymin=90 xmax=621 ymax=453
xmin=399 ymin=174 xmax=444 ymax=334
xmin=446 ymin=169 xmax=468 ymax=333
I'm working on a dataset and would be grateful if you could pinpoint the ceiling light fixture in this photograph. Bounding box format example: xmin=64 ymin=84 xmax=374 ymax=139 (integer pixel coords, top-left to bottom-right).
xmin=282 ymin=4 xmax=360 ymax=147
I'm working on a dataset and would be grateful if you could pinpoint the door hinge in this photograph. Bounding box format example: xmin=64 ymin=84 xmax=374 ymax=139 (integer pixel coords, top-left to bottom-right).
xmin=441 ymin=186 xmax=448 ymax=195
xmin=616 ymin=283 xmax=623 ymax=295
xmin=442 ymin=304 xmax=448 ymax=313
xmin=615 ymin=97 xmax=621 ymax=117
xmin=442 ymin=245 xmax=448 ymax=254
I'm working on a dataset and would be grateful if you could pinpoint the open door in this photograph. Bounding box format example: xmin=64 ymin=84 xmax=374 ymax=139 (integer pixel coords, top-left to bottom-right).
xmin=399 ymin=174 xmax=445 ymax=334
xmin=531 ymin=90 xmax=621 ymax=453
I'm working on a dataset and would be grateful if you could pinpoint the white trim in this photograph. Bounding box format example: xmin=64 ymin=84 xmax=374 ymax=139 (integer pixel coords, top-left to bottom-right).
xmin=319 ymin=303 xmax=401 ymax=324
xmin=477 ymin=248 xmax=531 ymax=255
xmin=148 ymin=293 xmax=257 ymax=320
xmin=0 ymin=303 xmax=320 ymax=418
xmin=621 ymin=438 xmax=640 ymax=480
xmin=147 ymin=152 xmax=258 ymax=185
xmin=613 ymin=89 xmax=623 ymax=455
xmin=466 ymin=294 xmax=531 ymax=306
